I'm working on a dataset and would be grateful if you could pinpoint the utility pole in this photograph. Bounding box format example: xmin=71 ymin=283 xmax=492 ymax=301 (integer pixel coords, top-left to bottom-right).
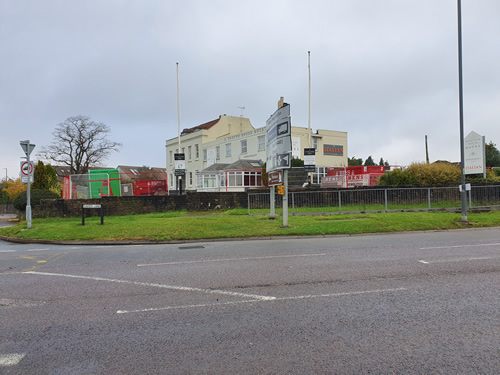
xmin=425 ymin=135 xmax=429 ymax=164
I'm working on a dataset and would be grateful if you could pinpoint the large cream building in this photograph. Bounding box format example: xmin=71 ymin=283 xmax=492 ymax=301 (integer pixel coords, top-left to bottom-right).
xmin=166 ymin=114 xmax=347 ymax=192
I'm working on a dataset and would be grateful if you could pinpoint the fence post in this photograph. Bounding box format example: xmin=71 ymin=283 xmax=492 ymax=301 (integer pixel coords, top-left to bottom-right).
xmin=338 ymin=190 xmax=342 ymax=214
xmin=468 ymin=189 xmax=472 ymax=208
xmin=248 ymin=193 xmax=250 ymax=215
xmin=292 ymin=192 xmax=295 ymax=216
xmin=384 ymin=189 xmax=388 ymax=212
xmin=428 ymin=188 xmax=431 ymax=210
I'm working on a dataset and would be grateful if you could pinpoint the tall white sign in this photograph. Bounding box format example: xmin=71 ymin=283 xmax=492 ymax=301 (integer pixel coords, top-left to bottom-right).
xmin=266 ymin=104 xmax=292 ymax=173
xmin=464 ymin=131 xmax=485 ymax=176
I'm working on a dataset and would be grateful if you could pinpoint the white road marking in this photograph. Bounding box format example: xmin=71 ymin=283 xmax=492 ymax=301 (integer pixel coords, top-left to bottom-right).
xmin=116 ymin=288 xmax=407 ymax=314
xmin=0 ymin=250 xmax=16 ymax=253
xmin=137 ymin=253 xmax=327 ymax=267
xmin=418 ymin=256 xmax=499 ymax=264
xmin=27 ymin=248 xmax=51 ymax=252
xmin=0 ymin=353 xmax=26 ymax=367
xmin=420 ymin=243 xmax=500 ymax=250
xmin=117 ymin=299 xmax=259 ymax=314
xmin=24 ymin=271 xmax=276 ymax=301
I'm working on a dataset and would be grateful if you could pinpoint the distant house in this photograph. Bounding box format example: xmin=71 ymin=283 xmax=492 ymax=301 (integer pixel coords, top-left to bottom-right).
xmin=117 ymin=166 xmax=166 ymax=182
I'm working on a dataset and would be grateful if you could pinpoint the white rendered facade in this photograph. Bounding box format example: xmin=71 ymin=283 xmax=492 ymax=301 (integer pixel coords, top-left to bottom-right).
xmin=166 ymin=115 xmax=348 ymax=191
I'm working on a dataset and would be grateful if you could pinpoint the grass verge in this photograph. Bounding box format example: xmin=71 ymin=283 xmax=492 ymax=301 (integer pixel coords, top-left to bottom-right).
xmin=0 ymin=210 xmax=499 ymax=242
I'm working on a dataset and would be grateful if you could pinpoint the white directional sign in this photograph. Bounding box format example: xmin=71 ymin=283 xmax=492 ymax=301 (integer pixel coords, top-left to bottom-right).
xmin=266 ymin=104 xmax=292 ymax=173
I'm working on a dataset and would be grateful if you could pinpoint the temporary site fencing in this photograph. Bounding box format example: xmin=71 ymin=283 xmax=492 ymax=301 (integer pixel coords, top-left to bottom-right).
xmin=62 ymin=171 xmax=167 ymax=199
xmin=247 ymin=185 xmax=500 ymax=215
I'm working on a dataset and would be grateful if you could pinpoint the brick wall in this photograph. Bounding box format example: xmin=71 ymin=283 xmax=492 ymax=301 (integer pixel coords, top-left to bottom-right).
xmin=32 ymin=191 xmax=248 ymax=218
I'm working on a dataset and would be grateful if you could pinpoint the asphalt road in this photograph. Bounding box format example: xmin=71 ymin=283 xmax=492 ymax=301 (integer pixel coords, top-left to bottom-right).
xmin=1 ymin=229 xmax=499 ymax=374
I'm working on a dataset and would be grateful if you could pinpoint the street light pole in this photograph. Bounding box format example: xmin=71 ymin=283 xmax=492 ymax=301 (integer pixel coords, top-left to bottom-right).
xmin=457 ymin=0 xmax=467 ymax=223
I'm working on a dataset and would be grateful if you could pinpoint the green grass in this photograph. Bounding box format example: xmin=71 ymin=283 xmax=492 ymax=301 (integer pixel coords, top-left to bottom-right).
xmin=1 ymin=210 xmax=499 ymax=242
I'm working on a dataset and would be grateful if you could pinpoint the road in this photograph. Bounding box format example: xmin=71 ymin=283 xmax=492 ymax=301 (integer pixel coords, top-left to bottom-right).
xmin=1 ymin=229 xmax=499 ymax=374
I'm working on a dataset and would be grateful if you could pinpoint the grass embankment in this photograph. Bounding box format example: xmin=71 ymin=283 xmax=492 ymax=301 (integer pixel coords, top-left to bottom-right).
xmin=1 ymin=210 xmax=499 ymax=242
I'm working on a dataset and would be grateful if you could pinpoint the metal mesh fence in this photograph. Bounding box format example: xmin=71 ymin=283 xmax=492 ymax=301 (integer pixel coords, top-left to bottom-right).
xmin=248 ymin=185 xmax=500 ymax=215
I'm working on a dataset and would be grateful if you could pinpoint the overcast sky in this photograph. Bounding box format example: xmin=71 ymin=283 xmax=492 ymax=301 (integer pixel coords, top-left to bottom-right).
xmin=1 ymin=0 xmax=499 ymax=179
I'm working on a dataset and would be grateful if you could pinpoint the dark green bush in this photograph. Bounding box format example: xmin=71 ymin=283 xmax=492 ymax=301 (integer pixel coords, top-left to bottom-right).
xmin=13 ymin=189 xmax=60 ymax=210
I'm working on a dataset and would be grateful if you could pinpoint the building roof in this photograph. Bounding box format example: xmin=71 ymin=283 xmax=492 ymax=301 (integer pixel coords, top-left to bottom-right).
xmin=117 ymin=165 xmax=166 ymax=181
xmin=223 ymin=159 xmax=263 ymax=170
xmin=200 ymin=159 xmax=263 ymax=173
xmin=181 ymin=117 xmax=220 ymax=135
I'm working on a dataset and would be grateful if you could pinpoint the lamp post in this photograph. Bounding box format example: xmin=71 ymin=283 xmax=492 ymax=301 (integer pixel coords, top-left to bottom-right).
xmin=457 ymin=0 xmax=467 ymax=223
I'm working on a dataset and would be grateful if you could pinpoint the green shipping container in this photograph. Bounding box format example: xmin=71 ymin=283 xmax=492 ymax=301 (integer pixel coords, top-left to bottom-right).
xmin=88 ymin=169 xmax=121 ymax=198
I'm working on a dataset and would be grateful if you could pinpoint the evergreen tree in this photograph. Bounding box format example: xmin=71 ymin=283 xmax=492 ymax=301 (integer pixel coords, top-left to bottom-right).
xmin=364 ymin=156 xmax=375 ymax=166
xmin=32 ymin=161 xmax=59 ymax=192
xmin=348 ymin=156 xmax=363 ymax=166
xmin=485 ymin=141 xmax=500 ymax=167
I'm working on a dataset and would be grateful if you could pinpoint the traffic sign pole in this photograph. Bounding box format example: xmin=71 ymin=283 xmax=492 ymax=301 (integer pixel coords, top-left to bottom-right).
xmin=282 ymin=169 xmax=289 ymax=228
xmin=20 ymin=140 xmax=35 ymax=229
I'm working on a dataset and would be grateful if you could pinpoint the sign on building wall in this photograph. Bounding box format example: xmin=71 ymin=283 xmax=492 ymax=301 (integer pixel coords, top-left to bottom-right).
xmin=464 ymin=131 xmax=485 ymax=175
xmin=323 ymin=144 xmax=344 ymax=156
xmin=266 ymin=104 xmax=292 ymax=173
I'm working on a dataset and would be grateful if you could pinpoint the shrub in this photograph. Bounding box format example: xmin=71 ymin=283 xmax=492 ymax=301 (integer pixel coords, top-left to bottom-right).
xmin=378 ymin=163 xmax=460 ymax=186
xmin=13 ymin=189 xmax=60 ymax=210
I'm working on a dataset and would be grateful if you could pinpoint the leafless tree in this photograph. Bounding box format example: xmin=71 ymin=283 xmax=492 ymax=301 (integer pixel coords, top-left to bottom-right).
xmin=39 ymin=115 xmax=122 ymax=174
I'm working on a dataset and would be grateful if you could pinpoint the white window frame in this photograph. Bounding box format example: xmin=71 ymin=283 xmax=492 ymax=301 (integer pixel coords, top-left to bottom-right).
xmin=258 ymin=135 xmax=265 ymax=151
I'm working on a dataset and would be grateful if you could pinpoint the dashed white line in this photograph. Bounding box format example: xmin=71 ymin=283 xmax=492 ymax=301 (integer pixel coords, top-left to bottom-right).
xmin=27 ymin=248 xmax=51 ymax=252
xmin=0 ymin=250 xmax=16 ymax=253
xmin=0 ymin=353 xmax=26 ymax=367
xmin=24 ymin=271 xmax=276 ymax=301
xmin=420 ymin=243 xmax=500 ymax=250
xmin=116 ymin=288 xmax=407 ymax=314
xmin=137 ymin=253 xmax=327 ymax=267
xmin=418 ymin=256 xmax=499 ymax=264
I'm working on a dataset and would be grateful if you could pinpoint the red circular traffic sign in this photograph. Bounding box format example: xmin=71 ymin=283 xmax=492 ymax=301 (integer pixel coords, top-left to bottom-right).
xmin=21 ymin=162 xmax=33 ymax=175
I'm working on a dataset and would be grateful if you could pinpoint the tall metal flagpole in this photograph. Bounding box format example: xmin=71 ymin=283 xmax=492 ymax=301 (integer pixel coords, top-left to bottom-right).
xmin=457 ymin=0 xmax=467 ymax=223
xmin=308 ymin=51 xmax=311 ymax=148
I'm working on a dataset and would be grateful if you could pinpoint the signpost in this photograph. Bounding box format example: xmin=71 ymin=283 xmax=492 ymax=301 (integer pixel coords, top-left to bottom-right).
xmin=174 ymin=153 xmax=186 ymax=195
xmin=304 ymin=148 xmax=316 ymax=173
xmin=19 ymin=140 xmax=35 ymax=229
xmin=464 ymin=131 xmax=486 ymax=178
xmin=266 ymin=102 xmax=292 ymax=227
xmin=82 ymin=204 xmax=104 ymax=226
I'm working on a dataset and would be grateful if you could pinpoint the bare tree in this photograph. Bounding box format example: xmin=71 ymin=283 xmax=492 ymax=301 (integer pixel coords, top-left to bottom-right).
xmin=39 ymin=115 xmax=122 ymax=174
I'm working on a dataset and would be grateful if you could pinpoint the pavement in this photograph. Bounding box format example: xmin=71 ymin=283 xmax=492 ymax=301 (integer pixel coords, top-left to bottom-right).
xmin=0 ymin=214 xmax=17 ymax=227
